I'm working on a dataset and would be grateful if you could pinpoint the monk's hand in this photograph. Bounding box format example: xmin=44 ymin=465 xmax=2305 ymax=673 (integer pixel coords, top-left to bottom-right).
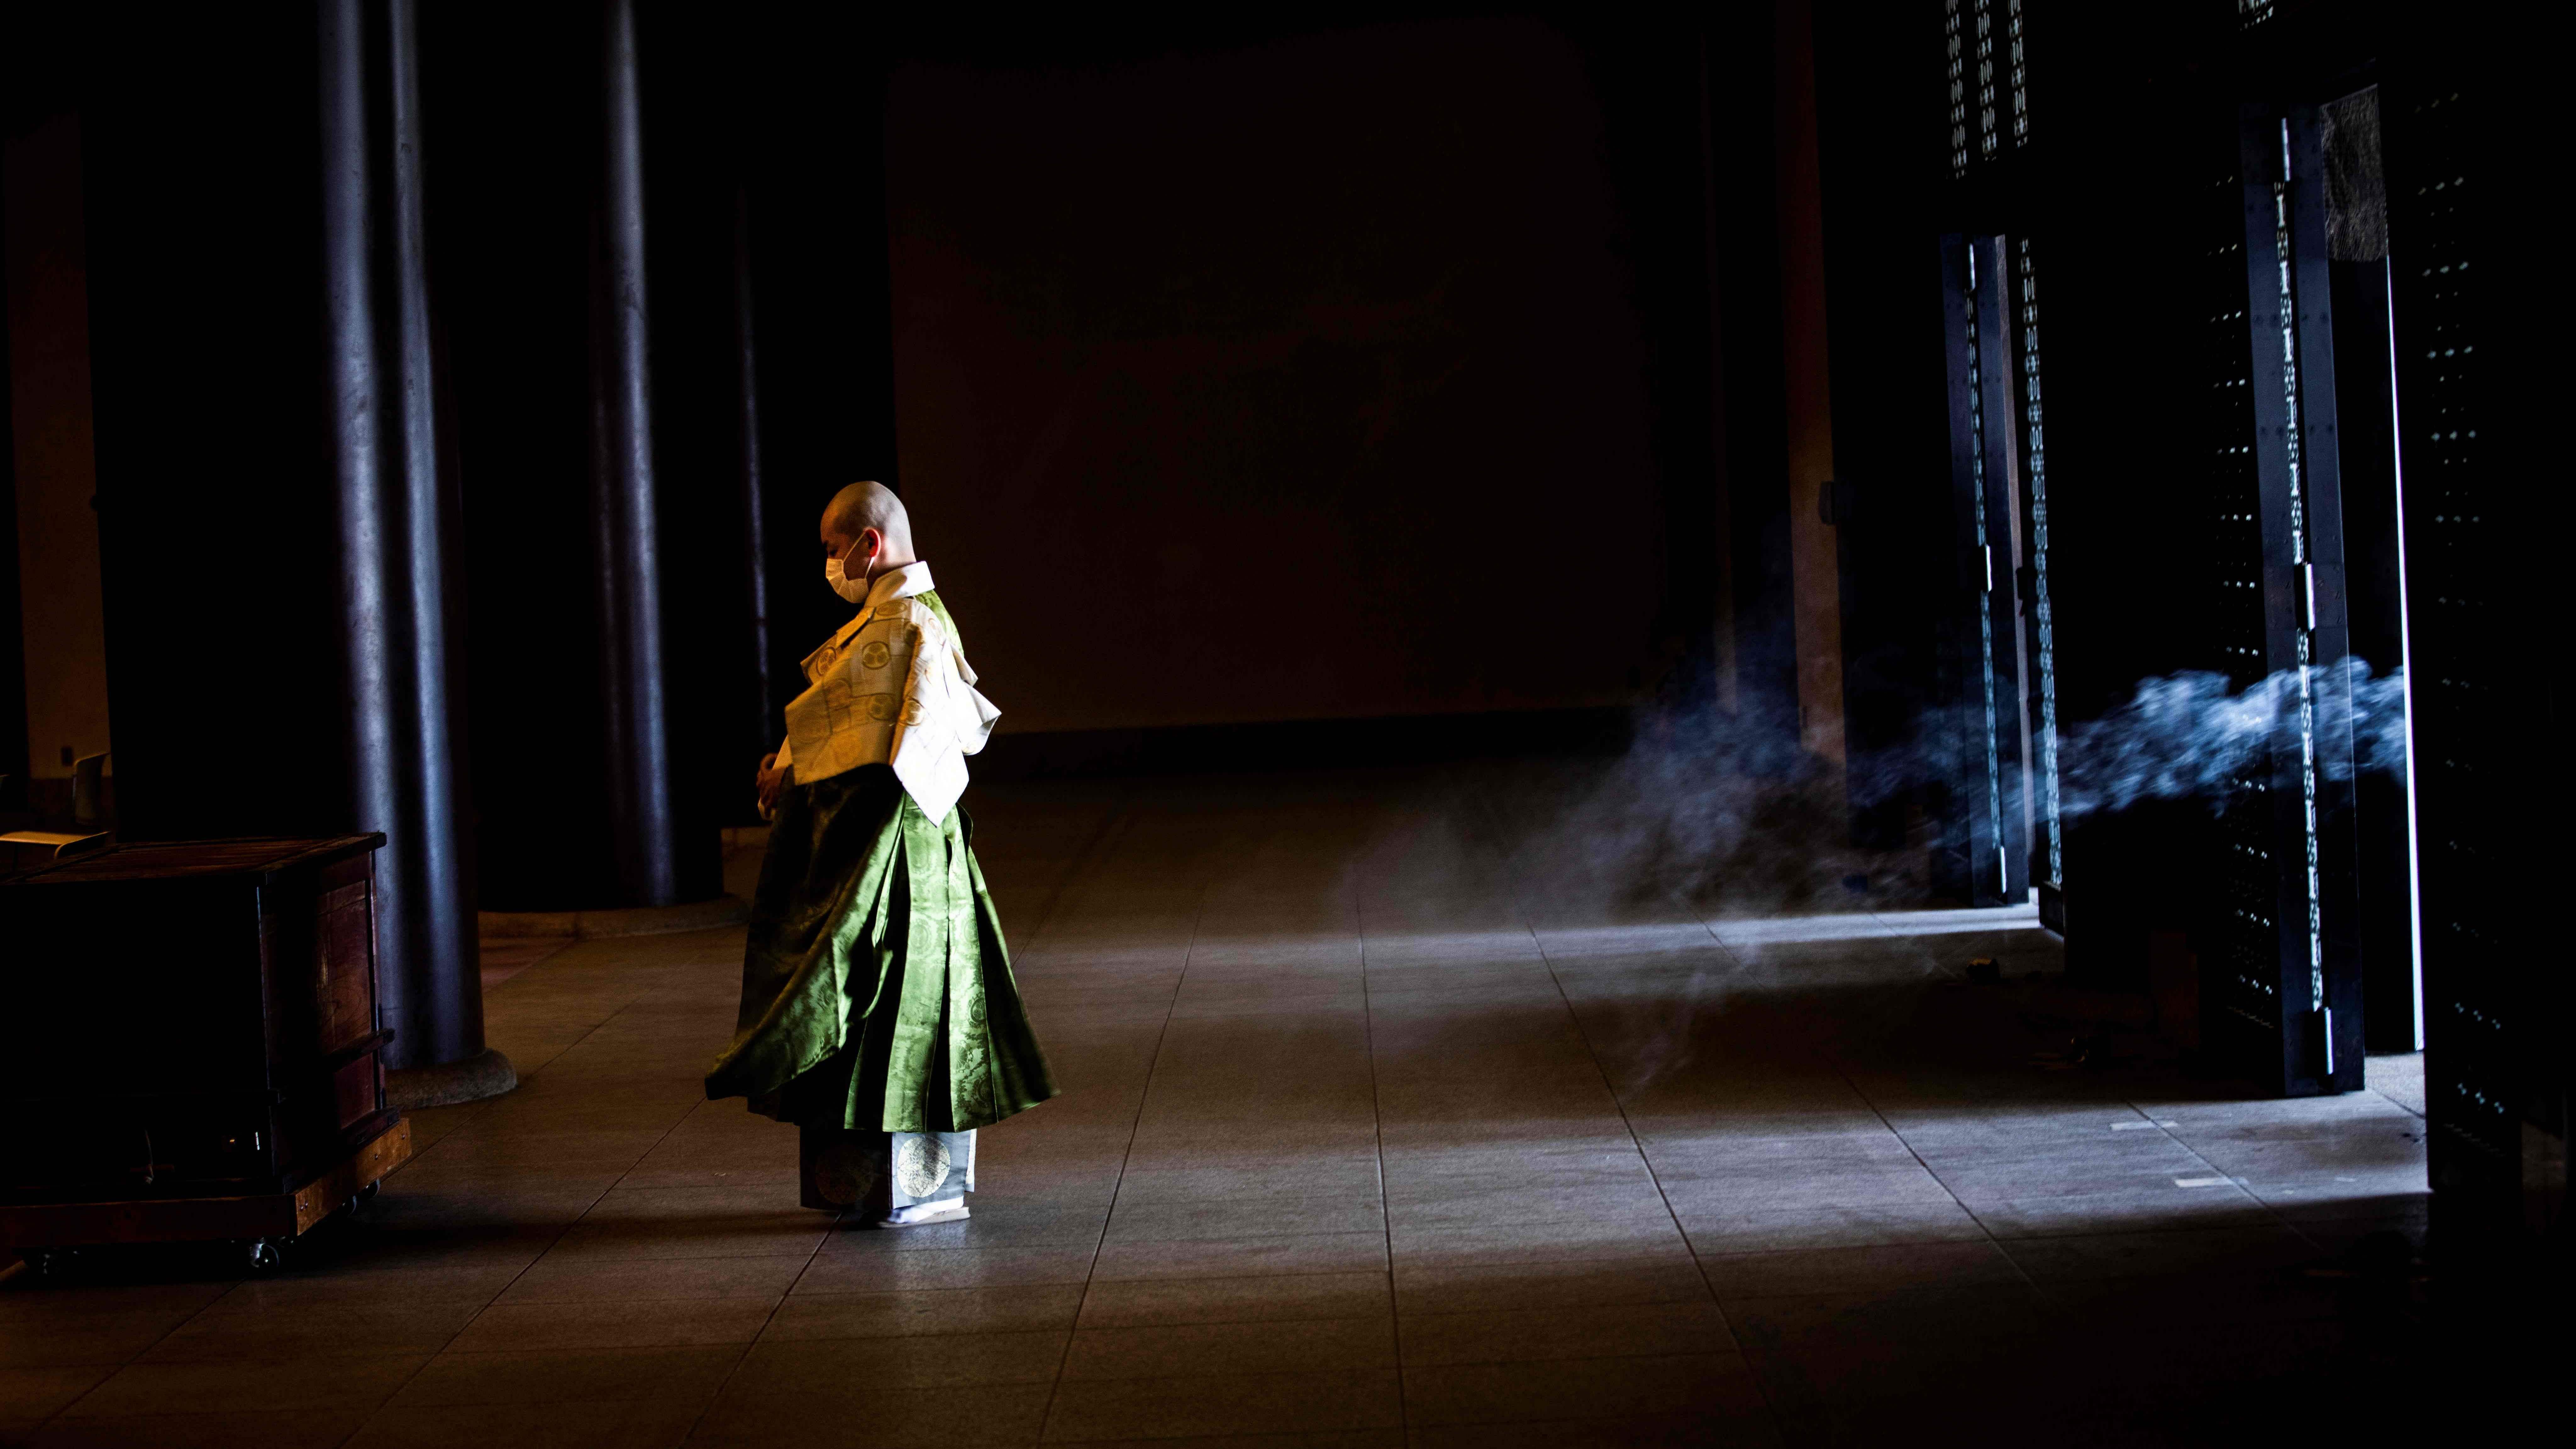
xmin=755 ymin=753 xmax=792 ymax=814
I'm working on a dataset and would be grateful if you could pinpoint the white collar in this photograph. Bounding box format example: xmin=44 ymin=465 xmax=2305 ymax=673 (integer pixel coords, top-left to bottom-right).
xmin=811 ymin=561 xmax=938 ymax=663
xmin=865 ymin=560 xmax=935 ymax=608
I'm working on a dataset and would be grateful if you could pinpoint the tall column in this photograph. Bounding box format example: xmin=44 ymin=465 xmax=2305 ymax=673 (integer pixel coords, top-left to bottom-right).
xmin=384 ymin=0 xmax=505 ymax=1089
xmin=1773 ymin=0 xmax=1846 ymax=775
xmin=319 ymin=0 xmax=385 ymax=915
xmin=592 ymin=0 xmax=680 ymax=905
xmin=733 ymin=186 xmax=777 ymax=756
xmin=324 ymin=0 xmax=511 ymax=1100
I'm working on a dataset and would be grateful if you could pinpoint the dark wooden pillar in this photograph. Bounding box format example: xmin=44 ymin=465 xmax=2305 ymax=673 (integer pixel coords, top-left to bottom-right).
xmin=733 ymin=187 xmax=777 ymax=760
xmin=323 ymin=0 xmax=508 ymax=1097
xmin=591 ymin=0 xmax=680 ymax=906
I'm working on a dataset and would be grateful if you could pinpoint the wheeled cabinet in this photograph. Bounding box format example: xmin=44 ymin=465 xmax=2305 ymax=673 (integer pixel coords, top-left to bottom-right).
xmin=0 ymin=835 xmax=414 ymax=1273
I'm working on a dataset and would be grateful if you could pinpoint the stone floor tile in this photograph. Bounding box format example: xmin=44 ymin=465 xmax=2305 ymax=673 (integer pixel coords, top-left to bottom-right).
xmin=14 ymin=1408 xmax=374 ymax=1449
xmin=56 ymin=1355 xmax=426 ymax=1419
xmin=952 ymin=1176 xmax=1127 ymax=1214
xmin=1639 ymin=1132 xmax=1924 ymax=1174
xmin=469 ymin=1099 xmax=698 ymax=1135
xmin=788 ymin=1247 xmax=1096 ymax=1296
xmin=1102 ymin=1197 xmax=1383 ymax=1244
xmin=0 ymin=1284 xmax=231 ymax=1323
xmin=447 ymin=1298 xmax=781 ymax=1353
xmin=187 ymin=1267 xmax=516 ymax=1318
xmin=2272 ymin=1202 xmax=2424 ymax=1249
xmin=1090 ymin=1233 xmax=1387 ymax=1282
xmin=1964 ymin=1184 xmax=2282 ymax=1238
xmin=1377 ymin=1143 xmax=1655 ymax=1189
xmin=1401 ymin=1352 xmax=1766 ymax=1427
xmin=1677 ymin=1200 xmax=1990 ymax=1254
xmin=1406 ymin=1414 xmax=1780 ymax=1448
xmin=385 ymin=1345 xmax=744 ymax=1407
xmin=1921 ymin=1152 xmax=2234 ymax=1200
xmin=341 ymin=1398 xmax=701 ymax=1449
xmin=365 ymin=1172 xmax=624 ymax=1212
xmin=1108 ymin=1161 xmax=1383 ymax=1204
xmin=0 ymin=1367 xmax=113 ymax=1422
xmin=614 ymin=1166 xmax=806 ymax=1193
xmin=1398 ymin=1298 xmax=1735 ymax=1366
xmin=1384 ymin=1180 xmax=1673 ymax=1229
xmin=494 ymin=1253 xmax=809 ymax=1306
xmin=813 ymin=1206 xmax=1107 ymax=1255
xmin=1060 ymin=1317 xmax=1396 ymax=1380
xmin=1040 ymin=1367 xmax=1403 ymax=1441
xmin=570 ymin=1185 xmax=821 ymax=1223
xmin=760 ymin=1286 xmax=1085 ymax=1342
xmin=689 ymin=1380 xmax=1053 ymax=1446
xmin=1625 ymin=1109 xmax=1887 ymax=1141
xmin=539 ymin=1218 xmax=831 ymax=1264
xmin=727 ymin=1330 xmax=1066 ymax=1393
xmin=1699 ymin=1240 xmax=2023 ymax=1299
xmin=0 ymin=1308 xmax=201 ymax=1369
xmin=1041 ymin=1423 xmax=1412 ymax=1433
xmin=2028 ymin=1266 xmax=2349 ymax=1330
xmin=1129 ymin=1114 xmax=1378 ymax=1148
xmin=136 ymin=1299 xmax=484 ymax=1361
xmin=1391 ymin=1257 xmax=1708 ymax=1317
xmin=1388 ymin=1215 xmax=1688 ymax=1270
xmin=1718 ymin=1282 xmax=2048 ymax=1359
xmin=297 ymin=1231 xmax=566 ymax=1285
xmin=1996 ymin=1224 xmax=2319 ymax=1284
xmin=414 ymin=1130 xmax=671 ymax=1170
xmin=1653 ymin=1164 xmax=1960 ymax=1212
xmin=1075 ymin=1272 xmax=1393 ymax=1329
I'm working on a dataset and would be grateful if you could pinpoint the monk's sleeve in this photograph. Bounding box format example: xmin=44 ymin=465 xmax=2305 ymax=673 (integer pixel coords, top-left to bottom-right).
xmin=888 ymin=617 xmax=969 ymax=820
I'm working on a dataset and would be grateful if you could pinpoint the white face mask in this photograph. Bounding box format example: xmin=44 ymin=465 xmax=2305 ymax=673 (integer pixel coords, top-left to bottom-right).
xmin=824 ymin=539 xmax=876 ymax=601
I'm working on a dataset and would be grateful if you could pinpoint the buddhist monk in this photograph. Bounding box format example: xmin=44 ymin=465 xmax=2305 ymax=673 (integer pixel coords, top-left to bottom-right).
xmin=706 ymin=481 xmax=1055 ymax=1225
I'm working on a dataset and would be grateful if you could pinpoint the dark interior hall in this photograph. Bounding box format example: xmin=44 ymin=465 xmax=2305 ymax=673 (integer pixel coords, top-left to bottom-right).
xmin=0 ymin=1 xmax=2561 ymax=1444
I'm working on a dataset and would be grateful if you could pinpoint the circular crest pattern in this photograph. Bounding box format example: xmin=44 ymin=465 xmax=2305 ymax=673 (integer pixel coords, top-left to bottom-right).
xmin=895 ymin=1135 xmax=951 ymax=1198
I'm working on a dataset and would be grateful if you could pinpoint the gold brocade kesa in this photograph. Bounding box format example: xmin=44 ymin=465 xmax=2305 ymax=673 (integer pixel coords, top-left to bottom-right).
xmin=781 ymin=564 xmax=997 ymax=824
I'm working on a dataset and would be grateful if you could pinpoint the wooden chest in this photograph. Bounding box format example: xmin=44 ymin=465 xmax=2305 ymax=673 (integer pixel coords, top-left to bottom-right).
xmin=0 ymin=836 xmax=408 ymax=1250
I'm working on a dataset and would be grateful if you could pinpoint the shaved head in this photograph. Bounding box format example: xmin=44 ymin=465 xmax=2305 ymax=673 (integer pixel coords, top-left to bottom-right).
xmin=821 ymin=480 xmax=914 ymax=556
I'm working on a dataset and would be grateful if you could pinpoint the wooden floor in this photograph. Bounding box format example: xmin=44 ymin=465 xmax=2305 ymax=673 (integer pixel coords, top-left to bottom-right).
xmin=1 ymin=765 xmax=2433 ymax=1446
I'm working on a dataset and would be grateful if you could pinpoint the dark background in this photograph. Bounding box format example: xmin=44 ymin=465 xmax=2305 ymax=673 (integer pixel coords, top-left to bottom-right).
xmin=885 ymin=20 xmax=1699 ymax=735
xmin=2 ymin=5 xmax=1771 ymax=909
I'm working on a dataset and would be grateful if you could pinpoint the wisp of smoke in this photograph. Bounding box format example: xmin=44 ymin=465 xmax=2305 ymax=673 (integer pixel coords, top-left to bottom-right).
xmin=2055 ymin=658 xmax=2408 ymax=819
xmin=1480 ymin=658 xmax=2409 ymax=926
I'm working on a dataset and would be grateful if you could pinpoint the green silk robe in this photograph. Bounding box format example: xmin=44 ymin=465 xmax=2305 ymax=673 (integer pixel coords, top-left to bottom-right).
xmin=704 ymin=763 xmax=1056 ymax=1133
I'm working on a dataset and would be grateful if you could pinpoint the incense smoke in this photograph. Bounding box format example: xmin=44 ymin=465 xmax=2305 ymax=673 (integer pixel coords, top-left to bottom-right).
xmin=1499 ymin=657 xmax=2414 ymax=919
xmin=2053 ymin=658 xmax=2408 ymax=820
xmin=1422 ymin=659 xmax=2418 ymax=1087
